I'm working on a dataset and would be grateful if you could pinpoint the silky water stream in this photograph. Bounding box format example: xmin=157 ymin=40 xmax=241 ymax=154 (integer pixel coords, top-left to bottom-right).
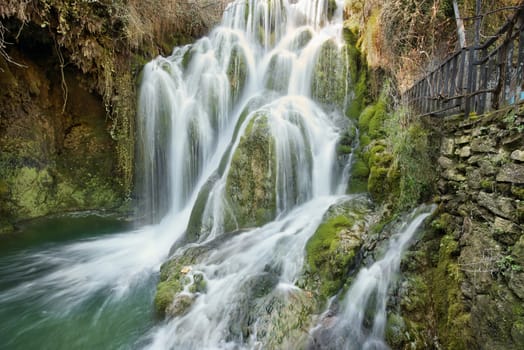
xmin=0 ymin=1 xmax=431 ymax=349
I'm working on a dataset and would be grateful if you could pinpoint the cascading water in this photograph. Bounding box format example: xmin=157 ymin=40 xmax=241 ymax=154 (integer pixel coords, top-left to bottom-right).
xmin=137 ymin=0 xmax=352 ymax=348
xmin=0 ymin=0 xmax=426 ymax=349
xmin=308 ymin=206 xmax=436 ymax=350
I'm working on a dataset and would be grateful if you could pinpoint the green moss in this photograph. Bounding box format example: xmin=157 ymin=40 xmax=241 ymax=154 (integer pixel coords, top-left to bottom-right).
xmin=430 ymin=213 xmax=454 ymax=235
xmin=511 ymin=185 xmax=524 ymax=200
xmin=227 ymin=46 xmax=248 ymax=103
xmin=307 ymin=216 xmax=353 ymax=271
xmin=155 ymin=278 xmax=183 ymax=315
xmin=311 ymin=39 xmax=348 ymax=107
xmin=305 ymin=215 xmax=358 ymax=300
xmin=225 ymin=114 xmax=277 ymax=229
xmin=433 ymin=234 xmax=472 ymax=349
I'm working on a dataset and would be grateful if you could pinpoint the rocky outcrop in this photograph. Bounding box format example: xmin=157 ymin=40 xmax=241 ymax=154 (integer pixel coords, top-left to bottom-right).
xmin=394 ymin=108 xmax=524 ymax=350
xmin=300 ymin=196 xmax=372 ymax=304
xmin=0 ymin=1 xmax=229 ymax=232
xmin=312 ymin=39 xmax=349 ymax=108
xmin=226 ymin=114 xmax=277 ymax=229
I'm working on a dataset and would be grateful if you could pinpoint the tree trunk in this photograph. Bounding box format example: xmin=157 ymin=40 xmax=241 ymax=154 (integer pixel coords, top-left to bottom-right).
xmin=453 ymin=0 xmax=467 ymax=48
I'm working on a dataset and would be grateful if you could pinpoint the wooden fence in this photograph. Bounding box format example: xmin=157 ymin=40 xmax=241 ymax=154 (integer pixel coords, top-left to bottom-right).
xmin=403 ymin=7 xmax=524 ymax=117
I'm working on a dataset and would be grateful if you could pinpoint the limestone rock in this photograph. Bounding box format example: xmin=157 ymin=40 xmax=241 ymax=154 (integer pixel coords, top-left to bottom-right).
xmin=470 ymin=137 xmax=496 ymax=153
xmin=493 ymin=217 xmax=520 ymax=245
xmin=455 ymin=135 xmax=471 ymax=145
xmin=226 ymin=114 xmax=277 ymax=228
xmin=441 ymin=138 xmax=454 ymax=156
xmin=509 ymin=272 xmax=524 ymax=300
xmin=456 ymin=146 xmax=471 ymax=158
xmin=167 ymin=293 xmax=195 ymax=317
xmin=511 ymin=150 xmax=524 ymax=162
xmin=438 ymin=156 xmax=454 ymax=169
xmin=443 ymin=169 xmax=466 ymax=182
xmin=497 ymin=163 xmax=524 ymax=184
xmin=477 ymin=192 xmax=516 ymax=220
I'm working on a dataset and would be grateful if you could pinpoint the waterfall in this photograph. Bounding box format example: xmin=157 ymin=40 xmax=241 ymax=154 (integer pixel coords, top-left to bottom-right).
xmin=0 ymin=1 xmax=413 ymax=349
xmin=308 ymin=205 xmax=436 ymax=350
xmin=136 ymin=0 xmax=353 ymax=348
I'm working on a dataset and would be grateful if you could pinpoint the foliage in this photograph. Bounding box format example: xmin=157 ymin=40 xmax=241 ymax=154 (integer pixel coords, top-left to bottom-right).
xmin=386 ymin=107 xmax=436 ymax=211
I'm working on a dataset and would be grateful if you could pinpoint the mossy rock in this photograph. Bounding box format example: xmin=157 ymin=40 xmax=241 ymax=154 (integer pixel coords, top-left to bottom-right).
xmin=154 ymin=245 xmax=210 ymax=317
xmin=432 ymin=234 xmax=472 ymax=349
xmin=264 ymin=53 xmax=292 ymax=93
xmin=311 ymin=39 xmax=349 ymax=107
xmin=302 ymin=196 xmax=371 ymax=303
xmin=225 ymin=113 xmax=277 ymax=229
xmin=227 ymin=45 xmax=248 ymax=103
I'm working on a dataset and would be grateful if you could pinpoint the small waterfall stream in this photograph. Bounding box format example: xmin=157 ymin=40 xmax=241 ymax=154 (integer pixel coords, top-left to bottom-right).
xmin=309 ymin=206 xmax=435 ymax=350
xmin=0 ymin=1 xmax=434 ymax=349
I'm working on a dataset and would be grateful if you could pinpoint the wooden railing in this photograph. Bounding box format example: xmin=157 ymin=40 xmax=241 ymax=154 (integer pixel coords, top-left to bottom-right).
xmin=403 ymin=7 xmax=524 ymax=117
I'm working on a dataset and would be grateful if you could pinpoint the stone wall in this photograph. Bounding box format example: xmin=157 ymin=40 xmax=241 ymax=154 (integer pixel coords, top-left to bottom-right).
xmin=433 ymin=108 xmax=524 ymax=349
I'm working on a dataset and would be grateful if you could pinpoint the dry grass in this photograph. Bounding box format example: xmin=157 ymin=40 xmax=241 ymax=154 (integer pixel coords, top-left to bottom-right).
xmin=345 ymin=0 xmax=524 ymax=91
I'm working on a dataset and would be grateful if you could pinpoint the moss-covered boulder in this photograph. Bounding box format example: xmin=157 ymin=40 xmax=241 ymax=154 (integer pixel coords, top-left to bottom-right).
xmin=227 ymin=45 xmax=248 ymax=104
xmin=311 ymin=39 xmax=349 ymax=107
xmin=154 ymin=245 xmax=210 ymax=318
xmin=300 ymin=196 xmax=372 ymax=304
xmin=225 ymin=113 xmax=277 ymax=228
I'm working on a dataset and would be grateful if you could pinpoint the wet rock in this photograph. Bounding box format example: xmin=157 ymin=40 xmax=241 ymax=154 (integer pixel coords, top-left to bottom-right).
xmin=497 ymin=163 xmax=524 ymax=184
xmin=311 ymin=39 xmax=348 ymax=107
xmin=226 ymin=114 xmax=277 ymax=228
xmin=167 ymin=293 xmax=195 ymax=317
xmin=303 ymin=196 xmax=372 ymax=302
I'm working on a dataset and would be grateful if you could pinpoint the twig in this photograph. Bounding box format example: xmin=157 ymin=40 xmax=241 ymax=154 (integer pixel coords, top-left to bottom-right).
xmin=0 ymin=21 xmax=27 ymax=71
xmin=54 ymin=40 xmax=68 ymax=113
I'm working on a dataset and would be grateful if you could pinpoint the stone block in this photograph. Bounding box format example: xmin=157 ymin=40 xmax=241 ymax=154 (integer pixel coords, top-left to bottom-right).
xmin=497 ymin=163 xmax=524 ymax=184
xmin=477 ymin=191 xmax=516 ymax=220
xmin=456 ymin=146 xmax=471 ymax=158
xmin=470 ymin=137 xmax=497 ymax=153
xmin=455 ymin=135 xmax=471 ymax=145
xmin=511 ymin=150 xmax=524 ymax=162
xmin=493 ymin=217 xmax=520 ymax=245
xmin=443 ymin=169 xmax=466 ymax=182
xmin=441 ymin=137 xmax=454 ymax=156
xmin=438 ymin=156 xmax=454 ymax=169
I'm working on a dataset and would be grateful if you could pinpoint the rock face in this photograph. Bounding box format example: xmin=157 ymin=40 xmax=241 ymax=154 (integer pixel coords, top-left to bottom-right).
xmin=394 ymin=109 xmax=524 ymax=350
xmin=311 ymin=39 xmax=349 ymax=107
xmin=226 ymin=114 xmax=277 ymax=229
xmin=0 ymin=48 xmax=122 ymax=228
xmin=301 ymin=196 xmax=372 ymax=303
xmin=0 ymin=1 xmax=229 ymax=232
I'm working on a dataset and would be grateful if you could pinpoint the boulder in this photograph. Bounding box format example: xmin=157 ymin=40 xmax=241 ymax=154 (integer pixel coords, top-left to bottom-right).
xmin=225 ymin=114 xmax=277 ymax=228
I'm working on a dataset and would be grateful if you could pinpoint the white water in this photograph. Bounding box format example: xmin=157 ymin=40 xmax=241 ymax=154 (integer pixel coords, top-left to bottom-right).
xmin=309 ymin=206 xmax=435 ymax=350
xmin=1 ymin=0 xmax=359 ymax=349
xmin=138 ymin=0 xmax=353 ymax=348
